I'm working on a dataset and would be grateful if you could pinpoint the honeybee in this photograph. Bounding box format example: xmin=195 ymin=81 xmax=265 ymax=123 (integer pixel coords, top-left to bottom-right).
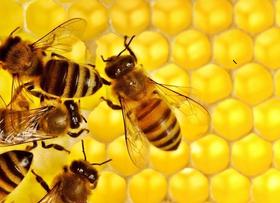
xmin=0 ymin=18 xmax=85 ymax=77
xmin=26 ymin=57 xmax=110 ymax=101
xmin=101 ymin=36 xmax=209 ymax=167
xmin=32 ymin=140 xmax=111 ymax=203
xmin=0 ymin=18 xmax=109 ymax=101
xmin=0 ymin=89 xmax=88 ymax=151
xmin=0 ymin=150 xmax=33 ymax=202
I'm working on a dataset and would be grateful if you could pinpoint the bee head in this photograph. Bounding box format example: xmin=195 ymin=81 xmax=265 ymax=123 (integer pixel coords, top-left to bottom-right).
xmin=70 ymin=160 xmax=98 ymax=186
xmin=104 ymin=55 xmax=136 ymax=79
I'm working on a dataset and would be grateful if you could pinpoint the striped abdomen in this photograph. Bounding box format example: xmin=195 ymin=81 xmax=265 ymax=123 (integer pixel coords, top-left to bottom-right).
xmin=40 ymin=59 xmax=102 ymax=98
xmin=0 ymin=150 xmax=33 ymax=201
xmin=135 ymin=98 xmax=181 ymax=151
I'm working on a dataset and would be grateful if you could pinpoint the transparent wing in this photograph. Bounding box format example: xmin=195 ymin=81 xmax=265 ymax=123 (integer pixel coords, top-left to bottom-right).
xmin=0 ymin=106 xmax=55 ymax=145
xmin=7 ymin=79 xmax=33 ymax=111
xmin=119 ymin=97 xmax=149 ymax=168
xmin=38 ymin=182 xmax=62 ymax=203
xmin=32 ymin=18 xmax=87 ymax=53
xmin=148 ymin=78 xmax=210 ymax=135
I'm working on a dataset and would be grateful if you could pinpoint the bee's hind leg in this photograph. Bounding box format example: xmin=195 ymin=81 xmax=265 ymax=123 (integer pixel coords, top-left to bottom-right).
xmin=41 ymin=141 xmax=70 ymax=153
xmin=101 ymin=97 xmax=122 ymax=110
xmin=25 ymin=141 xmax=38 ymax=151
xmin=31 ymin=169 xmax=50 ymax=192
xmin=67 ymin=128 xmax=89 ymax=138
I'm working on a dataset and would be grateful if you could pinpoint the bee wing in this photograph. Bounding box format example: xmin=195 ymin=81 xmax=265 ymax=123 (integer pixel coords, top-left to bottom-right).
xmin=119 ymin=96 xmax=149 ymax=168
xmin=32 ymin=18 xmax=87 ymax=53
xmin=38 ymin=183 xmax=62 ymax=203
xmin=148 ymin=78 xmax=210 ymax=127
xmin=7 ymin=79 xmax=32 ymax=111
xmin=0 ymin=106 xmax=54 ymax=145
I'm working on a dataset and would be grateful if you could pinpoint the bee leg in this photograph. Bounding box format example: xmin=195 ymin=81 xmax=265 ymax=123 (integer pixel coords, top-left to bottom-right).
xmin=81 ymin=115 xmax=87 ymax=123
xmin=101 ymin=55 xmax=112 ymax=62
xmin=41 ymin=141 xmax=70 ymax=153
xmin=101 ymin=77 xmax=111 ymax=85
xmin=25 ymin=141 xmax=38 ymax=151
xmin=87 ymin=64 xmax=96 ymax=68
xmin=101 ymin=97 xmax=122 ymax=110
xmin=51 ymin=52 xmax=68 ymax=60
xmin=67 ymin=128 xmax=89 ymax=138
xmin=31 ymin=170 xmax=50 ymax=192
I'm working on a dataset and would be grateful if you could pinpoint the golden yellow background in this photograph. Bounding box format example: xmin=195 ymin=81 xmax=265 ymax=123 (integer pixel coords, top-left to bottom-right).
xmin=0 ymin=0 xmax=280 ymax=203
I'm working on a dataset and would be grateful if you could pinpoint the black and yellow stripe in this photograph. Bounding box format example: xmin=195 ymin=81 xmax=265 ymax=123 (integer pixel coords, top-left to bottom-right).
xmin=0 ymin=150 xmax=33 ymax=201
xmin=40 ymin=59 xmax=103 ymax=98
xmin=135 ymin=98 xmax=181 ymax=151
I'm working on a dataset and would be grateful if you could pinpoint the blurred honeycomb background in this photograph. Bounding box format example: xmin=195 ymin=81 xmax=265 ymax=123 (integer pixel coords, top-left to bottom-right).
xmin=0 ymin=0 xmax=280 ymax=202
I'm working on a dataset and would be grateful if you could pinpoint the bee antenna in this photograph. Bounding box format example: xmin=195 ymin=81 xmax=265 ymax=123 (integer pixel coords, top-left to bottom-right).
xmin=9 ymin=27 xmax=21 ymax=36
xmin=117 ymin=35 xmax=135 ymax=57
xmin=90 ymin=159 xmax=112 ymax=166
xmin=101 ymin=55 xmax=112 ymax=62
xmin=81 ymin=140 xmax=87 ymax=161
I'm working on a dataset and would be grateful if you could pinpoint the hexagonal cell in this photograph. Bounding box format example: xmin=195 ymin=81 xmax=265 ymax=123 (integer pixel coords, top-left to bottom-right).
xmin=150 ymin=142 xmax=189 ymax=175
xmin=232 ymin=133 xmax=272 ymax=176
xmin=26 ymin=0 xmax=67 ymax=36
xmin=110 ymin=0 xmax=150 ymax=35
xmin=255 ymin=28 xmax=280 ymax=69
xmin=152 ymin=0 xmax=192 ymax=35
xmin=151 ymin=63 xmax=190 ymax=88
xmin=88 ymin=101 xmax=124 ymax=143
xmin=252 ymin=169 xmax=280 ymax=203
xmin=235 ymin=0 xmax=274 ymax=34
xmin=132 ymin=31 xmax=169 ymax=71
xmin=107 ymin=136 xmax=142 ymax=177
xmin=169 ymin=168 xmax=209 ymax=203
xmin=90 ymin=171 xmax=127 ymax=203
xmin=191 ymin=63 xmax=232 ymax=104
xmin=68 ymin=0 xmax=108 ymax=39
xmin=193 ymin=0 xmax=232 ymax=34
xmin=234 ymin=63 xmax=273 ymax=105
xmin=191 ymin=134 xmax=229 ymax=174
xmin=210 ymin=168 xmax=250 ymax=203
xmin=172 ymin=29 xmax=211 ymax=69
xmin=0 ymin=0 xmax=23 ymax=36
xmin=212 ymin=98 xmax=253 ymax=140
xmin=254 ymin=99 xmax=280 ymax=141
xmin=129 ymin=169 xmax=167 ymax=203
xmin=68 ymin=136 xmax=106 ymax=167
xmin=213 ymin=29 xmax=254 ymax=69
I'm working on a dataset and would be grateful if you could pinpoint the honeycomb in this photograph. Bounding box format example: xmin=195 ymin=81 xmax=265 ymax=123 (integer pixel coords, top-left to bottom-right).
xmin=0 ymin=0 xmax=279 ymax=203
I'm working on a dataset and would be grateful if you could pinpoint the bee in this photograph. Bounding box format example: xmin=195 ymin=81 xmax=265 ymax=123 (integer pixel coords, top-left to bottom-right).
xmin=101 ymin=36 xmax=209 ymax=167
xmin=0 ymin=150 xmax=33 ymax=202
xmin=0 ymin=87 xmax=88 ymax=151
xmin=27 ymin=57 xmax=110 ymax=101
xmin=32 ymin=140 xmax=111 ymax=203
xmin=0 ymin=18 xmax=109 ymax=101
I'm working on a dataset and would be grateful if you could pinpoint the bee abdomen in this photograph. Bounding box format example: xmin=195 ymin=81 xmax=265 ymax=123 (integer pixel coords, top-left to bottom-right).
xmin=136 ymin=98 xmax=181 ymax=151
xmin=0 ymin=150 xmax=33 ymax=200
xmin=41 ymin=60 xmax=102 ymax=98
